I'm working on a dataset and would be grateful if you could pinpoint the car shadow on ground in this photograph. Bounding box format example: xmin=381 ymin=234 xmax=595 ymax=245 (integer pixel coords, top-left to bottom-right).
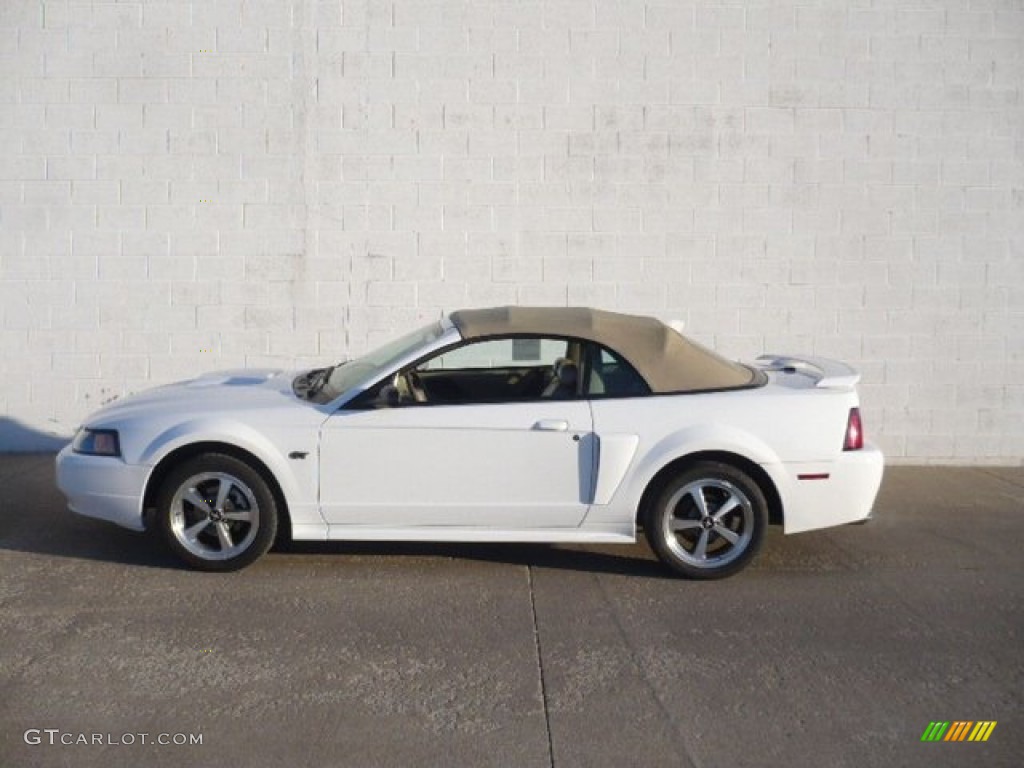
xmin=274 ymin=539 xmax=672 ymax=578
xmin=0 ymin=516 xmax=184 ymax=570
xmin=2 ymin=521 xmax=672 ymax=577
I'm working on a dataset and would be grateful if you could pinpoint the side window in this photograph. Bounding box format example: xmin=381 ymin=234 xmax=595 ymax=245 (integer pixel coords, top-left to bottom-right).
xmin=420 ymin=338 xmax=567 ymax=371
xmin=409 ymin=337 xmax=580 ymax=404
xmin=586 ymin=345 xmax=650 ymax=398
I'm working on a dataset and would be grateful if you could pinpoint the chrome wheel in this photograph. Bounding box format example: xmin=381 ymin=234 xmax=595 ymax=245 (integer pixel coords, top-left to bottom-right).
xmin=660 ymin=478 xmax=755 ymax=569
xmin=169 ymin=472 xmax=260 ymax=562
xmin=645 ymin=462 xmax=767 ymax=579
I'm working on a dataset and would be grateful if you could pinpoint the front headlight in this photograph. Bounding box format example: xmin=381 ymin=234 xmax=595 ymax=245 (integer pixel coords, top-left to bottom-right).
xmin=72 ymin=428 xmax=121 ymax=457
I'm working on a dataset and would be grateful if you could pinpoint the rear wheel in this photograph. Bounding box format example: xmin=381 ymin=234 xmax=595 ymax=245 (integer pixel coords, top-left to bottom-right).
xmin=644 ymin=462 xmax=766 ymax=580
xmin=156 ymin=453 xmax=278 ymax=572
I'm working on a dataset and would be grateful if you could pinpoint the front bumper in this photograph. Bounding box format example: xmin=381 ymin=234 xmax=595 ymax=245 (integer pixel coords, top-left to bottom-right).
xmin=55 ymin=444 xmax=151 ymax=531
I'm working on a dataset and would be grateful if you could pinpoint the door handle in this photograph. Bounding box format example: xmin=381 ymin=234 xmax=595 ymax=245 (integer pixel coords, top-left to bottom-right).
xmin=533 ymin=419 xmax=569 ymax=432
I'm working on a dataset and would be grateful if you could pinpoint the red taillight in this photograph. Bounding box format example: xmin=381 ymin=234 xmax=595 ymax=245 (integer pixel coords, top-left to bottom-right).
xmin=843 ymin=407 xmax=863 ymax=451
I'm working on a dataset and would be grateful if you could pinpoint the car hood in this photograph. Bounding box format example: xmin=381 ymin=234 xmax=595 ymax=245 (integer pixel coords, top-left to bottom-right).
xmin=83 ymin=368 xmax=312 ymax=425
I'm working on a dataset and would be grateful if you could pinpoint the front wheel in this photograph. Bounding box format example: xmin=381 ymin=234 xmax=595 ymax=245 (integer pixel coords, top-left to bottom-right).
xmin=644 ymin=462 xmax=767 ymax=580
xmin=156 ymin=453 xmax=278 ymax=572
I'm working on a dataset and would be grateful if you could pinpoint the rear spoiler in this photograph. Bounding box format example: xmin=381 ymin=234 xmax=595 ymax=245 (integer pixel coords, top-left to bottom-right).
xmin=754 ymin=354 xmax=861 ymax=389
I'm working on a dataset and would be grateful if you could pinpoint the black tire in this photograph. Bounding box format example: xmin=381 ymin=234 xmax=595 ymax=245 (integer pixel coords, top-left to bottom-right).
xmin=156 ymin=453 xmax=278 ymax=572
xmin=644 ymin=461 xmax=767 ymax=580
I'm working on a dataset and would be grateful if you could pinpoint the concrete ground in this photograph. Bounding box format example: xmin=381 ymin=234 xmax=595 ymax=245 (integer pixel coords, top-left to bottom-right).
xmin=0 ymin=455 xmax=1021 ymax=768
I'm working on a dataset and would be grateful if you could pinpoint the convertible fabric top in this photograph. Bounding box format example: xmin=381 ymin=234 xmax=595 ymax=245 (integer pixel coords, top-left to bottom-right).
xmin=449 ymin=306 xmax=755 ymax=393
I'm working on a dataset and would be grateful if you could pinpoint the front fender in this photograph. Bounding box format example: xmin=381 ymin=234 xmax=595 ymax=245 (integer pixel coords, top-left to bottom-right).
xmin=137 ymin=418 xmax=310 ymax=520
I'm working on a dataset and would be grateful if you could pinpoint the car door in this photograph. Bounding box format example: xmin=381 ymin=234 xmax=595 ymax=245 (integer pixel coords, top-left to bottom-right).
xmin=318 ymin=337 xmax=595 ymax=530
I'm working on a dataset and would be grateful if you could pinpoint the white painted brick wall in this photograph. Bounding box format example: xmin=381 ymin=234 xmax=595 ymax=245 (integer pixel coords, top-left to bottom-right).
xmin=1 ymin=0 xmax=1022 ymax=462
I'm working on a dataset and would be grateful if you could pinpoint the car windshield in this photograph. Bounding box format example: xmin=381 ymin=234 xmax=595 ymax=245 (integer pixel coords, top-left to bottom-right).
xmin=304 ymin=321 xmax=445 ymax=404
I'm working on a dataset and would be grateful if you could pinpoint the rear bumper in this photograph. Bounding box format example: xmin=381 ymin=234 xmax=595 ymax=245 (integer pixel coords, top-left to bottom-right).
xmin=771 ymin=443 xmax=885 ymax=534
xmin=55 ymin=444 xmax=150 ymax=531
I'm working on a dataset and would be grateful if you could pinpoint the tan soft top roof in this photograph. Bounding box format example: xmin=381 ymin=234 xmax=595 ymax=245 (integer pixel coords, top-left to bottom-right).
xmin=449 ymin=306 xmax=755 ymax=393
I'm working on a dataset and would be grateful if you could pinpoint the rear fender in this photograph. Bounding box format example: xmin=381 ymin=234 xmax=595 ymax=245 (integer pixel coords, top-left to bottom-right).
xmin=629 ymin=424 xmax=783 ymax=498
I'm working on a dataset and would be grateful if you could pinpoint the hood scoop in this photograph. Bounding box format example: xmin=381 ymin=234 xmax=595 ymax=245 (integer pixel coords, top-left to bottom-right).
xmin=185 ymin=369 xmax=282 ymax=388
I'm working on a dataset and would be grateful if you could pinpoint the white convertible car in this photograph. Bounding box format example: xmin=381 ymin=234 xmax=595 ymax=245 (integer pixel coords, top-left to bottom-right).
xmin=56 ymin=306 xmax=883 ymax=579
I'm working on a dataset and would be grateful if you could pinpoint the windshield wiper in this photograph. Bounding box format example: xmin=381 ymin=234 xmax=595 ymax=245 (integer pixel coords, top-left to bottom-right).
xmin=293 ymin=367 xmax=331 ymax=400
xmin=307 ymin=366 xmax=333 ymax=395
xmin=295 ymin=362 xmax=350 ymax=400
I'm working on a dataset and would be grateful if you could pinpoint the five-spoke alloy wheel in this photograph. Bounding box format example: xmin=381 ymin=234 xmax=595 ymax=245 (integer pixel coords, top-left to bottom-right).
xmin=157 ymin=454 xmax=278 ymax=571
xmin=644 ymin=462 xmax=767 ymax=579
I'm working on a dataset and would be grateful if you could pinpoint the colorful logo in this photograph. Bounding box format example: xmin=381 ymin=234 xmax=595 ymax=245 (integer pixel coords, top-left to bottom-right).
xmin=921 ymin=721 xmax=997 ymax=742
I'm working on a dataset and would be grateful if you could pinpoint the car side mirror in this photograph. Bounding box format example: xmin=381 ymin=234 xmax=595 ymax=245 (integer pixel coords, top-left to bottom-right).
xmin=376 ymin=384 xmax=402 ymax=408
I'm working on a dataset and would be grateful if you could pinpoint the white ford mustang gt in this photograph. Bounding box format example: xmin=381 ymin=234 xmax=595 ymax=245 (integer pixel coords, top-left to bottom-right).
xmin=57 ymin=306 xmax=883 ymax=579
